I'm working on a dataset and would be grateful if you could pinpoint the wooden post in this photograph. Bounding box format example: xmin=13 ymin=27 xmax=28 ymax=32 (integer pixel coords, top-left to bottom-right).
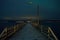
xmin=14 ymin=25 xmax=17 ymax=32
xmin=48 ymin=27 xmax=50 ymax=40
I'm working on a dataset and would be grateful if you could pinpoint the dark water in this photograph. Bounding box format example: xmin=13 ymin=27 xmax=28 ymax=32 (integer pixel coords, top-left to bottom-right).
xmin=0 ymin=20 xmax=60 ymax=39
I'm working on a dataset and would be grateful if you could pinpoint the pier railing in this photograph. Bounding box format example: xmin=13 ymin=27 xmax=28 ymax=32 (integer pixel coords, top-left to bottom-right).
xmin=0 ymin=23 xmax=26 ymax=40
xmin=32 ymin=22 xmax=58 ymax=40
xmin=40 ymin=25 xmax=58 ymax=40
xmin=48 ymin=27 xmax=58 ymax=40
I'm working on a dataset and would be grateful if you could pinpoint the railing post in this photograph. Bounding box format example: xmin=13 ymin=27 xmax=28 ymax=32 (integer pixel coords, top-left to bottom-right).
xmin=0 ymin=27 xmax=8 ymax=40
xmin=48 ymin=27 xmax=50 ymax=40
xmin=14 ymin=25 xmax=17 ymax=32
xmin=48 ymin=27 xmax=58 ymax=40
xmin=5 ymin=27 xmax=8 ymax=39
xmin=16 ymin=24 xmax=19 ymax=30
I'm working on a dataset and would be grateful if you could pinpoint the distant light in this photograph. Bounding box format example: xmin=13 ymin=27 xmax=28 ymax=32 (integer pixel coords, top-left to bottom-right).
xmin=26 ymin=2 xmax=32 ymax=5
xmin=29 ymin=2 xmax=32 ymax=4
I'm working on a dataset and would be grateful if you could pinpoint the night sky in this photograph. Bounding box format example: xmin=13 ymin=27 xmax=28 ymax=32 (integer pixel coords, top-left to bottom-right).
xmin=0 ymin=0 xmax=60 ymax=20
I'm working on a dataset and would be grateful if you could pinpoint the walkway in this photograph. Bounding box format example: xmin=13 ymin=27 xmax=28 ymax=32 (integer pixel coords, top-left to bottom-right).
xmin=9 ymin=23 xmax=48 ymax=40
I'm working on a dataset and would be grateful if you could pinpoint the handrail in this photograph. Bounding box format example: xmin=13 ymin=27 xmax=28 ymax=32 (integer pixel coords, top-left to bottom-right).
xmin=48 ymin=27 xmax=58 ymax=40
xmin=0 ymin=27 xmax=7 ymax=38
xmin=0 ymin=23 xmax=25 ymax=40
xmin=30 ymin=22 xmax=59 ymax=40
